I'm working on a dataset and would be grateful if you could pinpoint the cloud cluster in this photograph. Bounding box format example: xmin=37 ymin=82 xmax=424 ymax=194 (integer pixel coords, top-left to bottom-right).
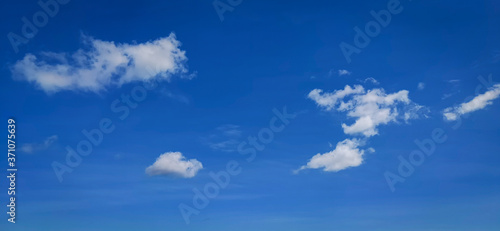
xmin=145 ymin=152 xmax=203 ymax=178
xmin=21 ymin=135 xmax=58 ymax=154
xmin=299 ymin=85 xmax=426 ymax=173
xmin=11 ymin=33 xmax=189 ymax=93
xmin=443 ymin=84 xmax=500 ymax=121
xmin=309 ymin=85 xmax=425 ymax=137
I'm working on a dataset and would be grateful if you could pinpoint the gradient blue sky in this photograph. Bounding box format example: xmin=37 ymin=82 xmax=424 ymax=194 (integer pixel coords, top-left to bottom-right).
xmin=1 ymin=0 xmax=500 ymax=230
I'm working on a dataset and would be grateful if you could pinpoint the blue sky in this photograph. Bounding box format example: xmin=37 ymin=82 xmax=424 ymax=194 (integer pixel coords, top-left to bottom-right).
xmin=1 ymin=0 xmax=500 ymax=230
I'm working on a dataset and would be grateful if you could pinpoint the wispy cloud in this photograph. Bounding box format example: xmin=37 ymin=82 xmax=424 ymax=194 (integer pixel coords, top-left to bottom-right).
xmin=441 ymin=79 xmax=461 ymax=99
xmin=441 ymin=93 xmax=454 ymax=100
xmin=206 ymin=124 xmax=242 ymax=152
xmin=21 ymin=135 xmax=58 ymax=154
xmin=362 ymin=77 xmax=379 ymax=85
xmin=216 ymin=124 xmax=242 ymax=137
xmin=417 ymin=82 xmax=425 ymax=90
xmin=338 ymin=69 xmax=351 ymax=76
xmin=161 ymin=89 xmax=190 ymax=104
xmin=145 ymin=152 xmax=202 ymax=178
xmin=443 ymin=84 xmax=500 ymax=121
xmin=492 ymin=50 xmax=500 ymax=63
xmin=11 ymin=33 xmax=190 ymax=94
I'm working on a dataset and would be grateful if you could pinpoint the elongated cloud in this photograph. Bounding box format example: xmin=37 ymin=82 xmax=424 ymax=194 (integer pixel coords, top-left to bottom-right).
xmin=338 ymin=69 xmax=351 ymax=76
xmin=308 ymin=85 xmax=426 ymax=137
xmin=11 ymin=33 xmax=189 ymax=93
xmin=146 ymin=152 xmax=203 ymax=178
xmin=21 ymin=135 xmax=58 ymax=154
xmin=297 ymin=139 xmax=368 ymax=172
xmin=444 ymin=84 xmax=500 ymax=121
xmin=308 ymin=85 xmax=365 ymax=111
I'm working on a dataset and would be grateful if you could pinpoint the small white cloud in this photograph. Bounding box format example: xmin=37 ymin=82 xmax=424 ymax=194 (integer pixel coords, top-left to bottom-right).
xmin=363 ymin=77 xmax=380 ymax=85
xmin=338 ymin=69 xmax=351 ymax=76
xmin=308 ymin=85 xmax=365 ymax=111
xmin=11 ymin=33 xmax=189 ymax=94
xmin=443 ymin=84 xmax=500 ymax=121
xmin=418 ymin=82 xmax=425 ymax=90
xmin=21 ymin=135 xmax=58 ymax=154
xmin=296 ymin=139 xmax=369 ymax=173
xmin=145 ymin=152 xmax=202 ymax=178
xmin=441 ymin=93 xmax=454 ymax=100
xmin=309 ymin=85 xmax=426 ymax=137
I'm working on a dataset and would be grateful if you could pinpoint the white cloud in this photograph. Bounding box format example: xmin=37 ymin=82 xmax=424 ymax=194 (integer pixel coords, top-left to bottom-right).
xmin=300 ymin=85 xmax=427 ymax=173
xmin=308 ymin=85 xmax=364 ymax=111
xmin=308 ymin=85 xmax=426 ymax=137
xmin=441 ymin=93 xmax=454 ymax=100
xmin=363 ymin=77 xmax=380 ymax=85
xmin=21 ymin=135 xmax=58 ymax=154
xmin=11 ymin=33 xmax=189 ymax=94
xmin=443 ymin=84 xmax=500 ymax=121
xmin=296 ymin=139 xmax=368 ymax=172
xmin=338 ymin=69 xmax=351 ymax=76
xmin=145 ymin=152 xmax=202 ymax=178
xmin=418 ymin=82 xmax=425 ymax=90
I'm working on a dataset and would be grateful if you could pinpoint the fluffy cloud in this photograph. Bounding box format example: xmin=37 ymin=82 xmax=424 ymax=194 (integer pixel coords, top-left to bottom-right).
xmin=145 ymin=152 xmax=202 ymax=178
xmin=296 ymin=139 xmax=369 ymax=172
xmin=308 ymin=85 xmax=426 ymax=137
xmin=21 ymin=135 xmax=58 ymax=154
xmin=11 ymin=33 xmax=189 ymax=93
xmin=443 ymin=84 xmax=500 ymax=121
